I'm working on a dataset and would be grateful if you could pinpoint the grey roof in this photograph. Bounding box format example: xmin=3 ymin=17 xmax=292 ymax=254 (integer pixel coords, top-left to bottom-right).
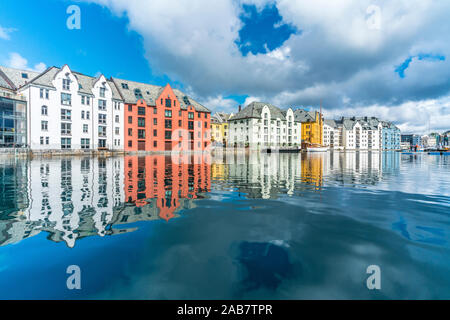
xmin=212 ymin=112 xmax=233 ymax=123
xmin=111 ymin=77 xmax=210 ymax=113
xmin=293 ymin=109 xmax=317 ymax=122
xmin=323 ymin=119 xmax=337 ymax=128
xmin=0 ymin=66 xmax=40 ymax=90
xmin=21 ymin=66 xmax=123 ymax=100
xmin=230 ymin=102 xmax=287 ymax=121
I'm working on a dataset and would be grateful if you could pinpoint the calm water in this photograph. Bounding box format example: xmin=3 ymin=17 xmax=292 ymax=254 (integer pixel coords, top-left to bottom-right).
xmin=0 ymin=151 xmax=449 ymax=299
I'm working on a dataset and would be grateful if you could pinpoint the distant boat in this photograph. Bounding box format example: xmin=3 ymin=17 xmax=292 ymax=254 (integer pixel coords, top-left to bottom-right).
xmin=307 ymin=146 xmax=328 ymax=152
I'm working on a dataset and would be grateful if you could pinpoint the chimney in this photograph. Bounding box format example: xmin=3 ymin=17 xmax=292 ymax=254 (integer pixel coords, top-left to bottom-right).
xmin=238 ymin=105 xmax=241 ymax=112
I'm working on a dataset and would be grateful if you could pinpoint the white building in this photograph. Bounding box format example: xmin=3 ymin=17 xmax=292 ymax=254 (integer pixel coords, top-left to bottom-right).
xmin=18 ymin=65 xmax=124 ymax=151
xmin=323 ymin=120 xmax=343 ymax=149
xmin=228 ymin=102 xmax=301 ymax=148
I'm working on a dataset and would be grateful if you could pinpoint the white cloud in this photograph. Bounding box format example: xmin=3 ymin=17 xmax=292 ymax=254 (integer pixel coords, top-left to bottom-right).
xmin=0 ymin=25 xmax=16 ymax=40
xmin=198 ymin=95 xmax=239 ymax=113
xmin=5 ymin=52 xmax=47 ymax=72
xmin=84 ymin=0 xmax=450 ymax=132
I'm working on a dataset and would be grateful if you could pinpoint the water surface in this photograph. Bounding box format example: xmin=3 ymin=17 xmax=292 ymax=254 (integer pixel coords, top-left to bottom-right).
xmin=0 ymin=152 xmax=449 ymax=299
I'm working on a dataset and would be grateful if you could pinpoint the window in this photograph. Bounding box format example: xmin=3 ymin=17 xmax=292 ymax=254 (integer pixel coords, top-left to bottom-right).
xmin=179 ymin=110 xmax=182 ymax=116
xmin=128 ymin=116 xmax=133 ymax=124
xmin=46 ymin=137 xmax=49 ymax=145
xmin=98 ymin=99 xmax=107 ymax=111
xmin=61 ymin=138 xmax=71 ymax=149
xmin=153 ymin=129 xmax=157 ymax=137
xmin=165 ymin=110 xmax=172 ymax=118
xmin=61 ymin=109 xmax=71 ymax=121
xmin=83 ymin=124 xmax=88 ymax=133
xmin=81 ymin=138 xmax=90 ymax=149
xmin=204 ymin=122 xmax=207 ymax=128
xmin=115 ymin=127 xmax=120 ymax=135
xmin=138 ymin=107 xmax=145 ymax=115
xmin=21 ymin=73 xmax=28 ymax=79
xmin=86 ymin=111 xmax=90 ymax=120
xmin=165 ymin=131 xmax=171 ymax=139
xmin=99 ymin=114 xmax=107 ymax=124
xmin=41 ymin=105 xmax=48 ymax=115
xmin=121 ymin=83 xmax=129 ymax=89
xmin=134 ymin=89 xmax=143 ymax=99
xmin=128 ymin=105 xmax=132 ymax=112
xmin=100 ymin=87 xmax=106 ymax=98
xmin=98 ymin=139 xmax=106 ymax=148
xmin=153 ymin=118 xmax=157 ymax=125
xmin=188 ymin=121 xmax=194 ymax=130
xmin=81 ymin=110 xmax=85 ymax=119
xmin=138 ymin=117 xmax=145 ymax=127
xmin=61 ymin=93 xmax=71 ymax=105
xmin=153 ymin=141 xmax=157 ymax=147
xmin=40 ymin=137 xmax=44 ymax=145
xmin=165 ymin=119 xmax=172 ymax=129
xmin=98 ymin=126 xmax=107 ymax=137
xmin=138 ymin=129 xmax=145 ymax=139
xmin=40 ymin=89 xmax=44 ymax=98
xmin=128 ymin=128 xmax=132 ymax=136
xmin=62 ymin=79 xmax=70 ymax=90
xmin=41 ymin=121 xmax=48 ymax=131
xmin=128 ymin=140 xmax=132 ymax=147
xmin=153 ymin=108 xmax=157 ymax=114
xmin=115 ymin=115 xmax=119 ymax=123
xmin=188 ymin=112 xmax=194 ymax=119
xmin=165 ymin=99 xmax=171 ymax=107
xmin=178 ymin=120 xmax=182 ymax=126
xmin=198 ymin=112 xmax=201 ymax=118
xmin=61 ymin=123 xmax=71 ymax=135
xmin=205 ymin=113 xmax=208 ymax=119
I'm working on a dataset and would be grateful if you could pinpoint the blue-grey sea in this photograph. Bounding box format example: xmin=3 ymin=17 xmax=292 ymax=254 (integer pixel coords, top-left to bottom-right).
xmin=0 ymin=151 xmax=449 ymax=299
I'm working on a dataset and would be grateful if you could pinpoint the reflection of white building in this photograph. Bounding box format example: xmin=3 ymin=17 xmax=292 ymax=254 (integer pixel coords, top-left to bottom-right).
xmin=23 ymin=157 xmax=125 ymax=247
xmin=216 ymin=152 xmax=302 ymax=198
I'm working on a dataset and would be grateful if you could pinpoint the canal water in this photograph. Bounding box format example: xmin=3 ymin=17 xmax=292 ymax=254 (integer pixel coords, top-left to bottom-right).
xmin=0 ymin=152 xmax=449 ymax=299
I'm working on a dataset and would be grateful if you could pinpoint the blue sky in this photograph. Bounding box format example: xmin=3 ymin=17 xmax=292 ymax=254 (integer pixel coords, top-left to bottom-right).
xmin=1 ymin=0 xmax=450 ymax=133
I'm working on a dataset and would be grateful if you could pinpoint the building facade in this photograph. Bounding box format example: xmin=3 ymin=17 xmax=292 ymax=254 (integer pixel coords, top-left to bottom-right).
xmin=112 ymin=79 xmax=211 ymax=152
xmin=0 ymin=66 xmax=37 ymax=148
xmin=228 ymin=102 xmax=301 ymax=148
xmin=294 ymin=109 xmax=323 ymax=146
xmin=211 ymin=112 xmax=233 ymax=146
xmin=380 ymin=121 xmax=401 ymax=150
xmin=17 ymin=65 xmax=124 ymax=151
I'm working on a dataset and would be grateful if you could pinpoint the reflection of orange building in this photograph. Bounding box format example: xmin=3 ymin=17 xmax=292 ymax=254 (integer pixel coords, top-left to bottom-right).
xmin=301 ymin=153 xmax=323 ymax=187
xmin=124 ymin=155 xmax=211 ymax=221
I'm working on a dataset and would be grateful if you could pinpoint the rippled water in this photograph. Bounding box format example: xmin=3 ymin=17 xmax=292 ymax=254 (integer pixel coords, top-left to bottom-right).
xmin=0 ymin=151 xmax=449 ymax=299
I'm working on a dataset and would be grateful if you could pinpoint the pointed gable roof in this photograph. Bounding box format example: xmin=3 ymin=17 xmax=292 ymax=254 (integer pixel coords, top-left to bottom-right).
xmin=230 ymin=102 xmax=286 ymax=121
xmin=0 ymin=66 xmax=40 ymax=89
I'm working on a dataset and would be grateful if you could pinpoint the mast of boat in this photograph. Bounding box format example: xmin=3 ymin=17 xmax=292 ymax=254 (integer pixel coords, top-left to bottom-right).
xmin=320 ymin=100 xmax=323 ymax=146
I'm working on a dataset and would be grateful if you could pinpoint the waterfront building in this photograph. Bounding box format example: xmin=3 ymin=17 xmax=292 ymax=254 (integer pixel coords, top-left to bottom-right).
xmin=17 ymin=65 xmax=124 ymax=151
xmin=228 ymin=102 xmax=301 ymax=148
xmin=112 ymin=78 xmax=211 ymax=152
xmin=401 ymin=134 xmax=421 ymax=147
xmin=322 ymin=119 xmax=343 ymax=149
xmin=380 ymin=121 xmax=401 ymax=150
xmin=293 ymin=109 xmax=323 ymax=146
xmin=211 ymin=112 xmax=233 ymax=146
xmin=0 ymin=66 xmax=36 ymax=148
xmin=341 ymin=117 xmax=382 ymax=150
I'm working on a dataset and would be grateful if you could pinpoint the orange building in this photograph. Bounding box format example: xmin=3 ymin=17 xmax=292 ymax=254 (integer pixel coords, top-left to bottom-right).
xmin=112 ymin=78 xmax=211 ymax=151
xmin=124 ymin=155 xmax=211 ymax=221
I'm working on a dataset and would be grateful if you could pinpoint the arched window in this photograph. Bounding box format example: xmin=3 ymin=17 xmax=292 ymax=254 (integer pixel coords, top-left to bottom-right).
xmin=41 ymin=105 xmax=48 ymax=115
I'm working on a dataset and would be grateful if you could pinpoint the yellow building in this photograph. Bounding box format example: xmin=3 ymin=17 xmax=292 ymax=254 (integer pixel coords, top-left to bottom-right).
xmin=294 ymin=109 xmax=323 ymax=145
xmin=301 ymin=153 xmax=323 ymax=188
xmin=211 ymin=112 xmax=233 ymax=146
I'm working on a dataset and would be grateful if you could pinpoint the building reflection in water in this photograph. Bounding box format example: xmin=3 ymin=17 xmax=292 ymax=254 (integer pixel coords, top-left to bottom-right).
xmin=0 ymin=151 xmax=400 ymax=248
xmin=0 ymin=155 xmax=210 ymax=248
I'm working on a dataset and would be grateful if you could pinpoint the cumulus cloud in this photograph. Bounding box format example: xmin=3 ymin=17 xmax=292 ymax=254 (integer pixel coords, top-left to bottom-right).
xmin=85 ymin=0 xmax=450 ymax=132
xmin=5 ymin=52 xmax=47 ymax=72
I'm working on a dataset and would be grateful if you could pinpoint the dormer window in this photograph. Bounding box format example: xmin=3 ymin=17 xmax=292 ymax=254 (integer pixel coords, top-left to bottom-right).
xmin=121 ymin=83 xmax=129 ymax=89
xmin=21 ymin=73 xmax=28 ymax=79
xmin=100 ymin=87 xmax=106 ymax=98
xmin=165 ymin=99 xmax=171 ymax=107
xmin=63 ymin=79 xmax=70 ymax=90
xmin=134 ymin=89 xmax=143 ymax=99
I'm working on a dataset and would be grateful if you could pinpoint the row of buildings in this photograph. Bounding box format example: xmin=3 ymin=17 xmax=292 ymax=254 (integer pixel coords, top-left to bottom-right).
xmin=401 ymin=132 xmax=450 ymax=149
xmin=0 ymin=65 xmax=211 ymax=152
xmin=211 ymin=103 xmax=401 ymax=150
